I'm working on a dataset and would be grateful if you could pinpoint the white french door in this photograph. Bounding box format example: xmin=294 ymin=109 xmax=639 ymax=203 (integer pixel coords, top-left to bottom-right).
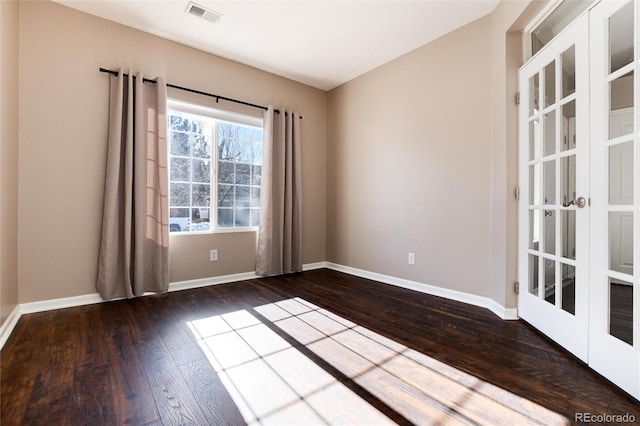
xmin=518 ymin=13 xmax=590 ymax=362
xmin=589 ymin=0 xmax=639 ymax=400
xmin=519 ymin=1 xmax=640 ymax=401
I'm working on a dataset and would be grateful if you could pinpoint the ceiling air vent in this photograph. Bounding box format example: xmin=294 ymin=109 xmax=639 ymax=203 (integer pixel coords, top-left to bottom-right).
xmin=185 ymin=2 xmax=222 ymax=24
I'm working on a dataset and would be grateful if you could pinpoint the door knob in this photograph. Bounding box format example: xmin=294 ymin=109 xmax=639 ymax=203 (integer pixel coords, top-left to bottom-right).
xmin=563 ymin=196 xmax=587 ymax=208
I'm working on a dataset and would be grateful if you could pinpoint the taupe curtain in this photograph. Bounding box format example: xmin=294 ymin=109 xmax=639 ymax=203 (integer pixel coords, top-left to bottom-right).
xmin=256 ymin=106 xmax=302 ymax=276
xmin=96 ymin=70 xmax=169 ymax=299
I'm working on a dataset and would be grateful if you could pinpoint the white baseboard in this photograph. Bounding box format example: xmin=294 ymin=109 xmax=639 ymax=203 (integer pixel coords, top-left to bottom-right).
xmin=325 ymin=262 xmax=518 ymax=320
xmin=20 ymin=293 xmax=104 ymax=314
xmin=169 ymin=271 xmax=260 ymax=292
xmin=302 ymin=261 xmax=328 ymax=271
xmin=0 ymin=305 xmax=21 ymax=349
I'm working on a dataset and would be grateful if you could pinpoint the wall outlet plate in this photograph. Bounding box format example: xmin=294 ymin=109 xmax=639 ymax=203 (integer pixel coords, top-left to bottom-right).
xmin=210 ymin=249 xmax=218 ymax=261
xmin=408 ymin=253 xmax=415 ymax=265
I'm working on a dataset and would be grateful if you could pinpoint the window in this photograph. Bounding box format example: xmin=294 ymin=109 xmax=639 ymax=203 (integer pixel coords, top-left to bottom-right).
xmin=168 ymin=102 xmax=263 ymax=233
xmin=528 ymin=0 xmax=592 ymax=58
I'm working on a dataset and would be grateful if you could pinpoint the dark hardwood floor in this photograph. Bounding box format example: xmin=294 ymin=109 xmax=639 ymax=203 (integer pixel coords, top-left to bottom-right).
xmin=1 ymin=269 xmax=639 ymax=425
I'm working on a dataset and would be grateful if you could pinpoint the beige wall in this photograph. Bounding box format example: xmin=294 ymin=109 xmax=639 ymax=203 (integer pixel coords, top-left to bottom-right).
xmin=17 ymin=1 xmax=326 ymax=302
xmin=327 ymin=3 xmax=536 ymax=306
xmin=327 ymin=16 xmax=495 ymax=297
xmin=0 ymin=0 xmax=20 ymax=324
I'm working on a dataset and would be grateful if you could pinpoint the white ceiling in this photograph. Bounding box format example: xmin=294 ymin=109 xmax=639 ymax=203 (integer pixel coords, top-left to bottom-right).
xmin=53 ymin=0 xmax=501 ymax=91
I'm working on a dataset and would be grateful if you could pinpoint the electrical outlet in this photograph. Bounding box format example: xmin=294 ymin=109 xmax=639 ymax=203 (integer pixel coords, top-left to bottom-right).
xmin=408 ymin=253 xmax=415 ymax=265
xmin=209 ymin=249 xmax=218 ymax=261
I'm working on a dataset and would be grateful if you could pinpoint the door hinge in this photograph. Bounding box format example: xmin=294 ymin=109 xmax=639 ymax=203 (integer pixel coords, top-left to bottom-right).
xmin=515 ymin=92 xmax=520 ymax=105
xmin=515 ymin=186 xmax=520 ymax=200
xmin=514 ymin=282 xmax=520 ymax=294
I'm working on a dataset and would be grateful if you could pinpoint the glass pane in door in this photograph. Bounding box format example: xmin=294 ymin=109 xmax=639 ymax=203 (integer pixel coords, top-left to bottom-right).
xmin=609 ymin=141 xmax=634 ymax=205
xmin=545 ymin=61 xmax=556 ymax=108
xmin=544 ymin=112 xmax=556 ymax=155
xmin=561 ymin=101 xmax=576 ymax=151
xmin=609 ymin=71 xmax=634 ymax=139
xmin=561 ymin=263 xmax=576 ymax=314
xmin=529 ymin=118 xmax=541 ymax=160
xmin=545 ymin=259 xmax=556 ymax=305
xmin=543 ymin=160 xmax=556 ymax=204
xmin=561 ymin=155 xmax=576 ymax=204
xmin=561 ymin=210 xmax=576 ymax=260
xmin=529 ymin=73 xmax=540 ymax=116
xmin=561 ymin=46 xmax=576 ymax=98
xmin=609 ymin=212 xmax=634 ymax=275
xmin=609 ymin=278 xmax=633 ymax=345
xmin=530 ymin=164 xmax=541 ymax=205
xmin=529 ymin=255 xmax=539 ymax=295
xmin=609 ymin=1 xmax=634 ymax=74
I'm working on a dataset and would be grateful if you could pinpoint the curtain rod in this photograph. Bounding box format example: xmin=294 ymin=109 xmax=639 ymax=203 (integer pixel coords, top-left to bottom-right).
xmin=99 ymin=68 xmax=302 ymax=119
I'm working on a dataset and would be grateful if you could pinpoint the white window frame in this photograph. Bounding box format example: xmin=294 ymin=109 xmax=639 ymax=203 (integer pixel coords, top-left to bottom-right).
xmin=167 ymin=99 xmax=263 ymax=234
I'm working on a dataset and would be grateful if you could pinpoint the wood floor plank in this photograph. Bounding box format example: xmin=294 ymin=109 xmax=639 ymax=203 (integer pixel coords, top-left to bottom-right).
xmin=178 ymin=358 xmax=246 ymax=425
xmin=137 ymin=335 xmax=209 ymax=425
xmin=1 ymin=269 xmax=639 ymax=425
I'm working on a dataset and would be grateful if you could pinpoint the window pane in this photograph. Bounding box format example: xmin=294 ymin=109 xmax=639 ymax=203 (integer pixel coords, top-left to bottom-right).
xmin=192 ymin=159 xmax=210 ymax=183
xmin=531 ymin=0 xmax=591 ymax=56
xmin=236 ymin=164 xmax=251 ymax=185
xmin=191 ymin=117 xmax=212 ymax=135
xmin=235 ymin=208 xmax=250 ymax=227
xmin=236 ymin=140 xmax=253 ymax=163
xmin=238 ymin=126 xmax=251 ymax=141
xmin=170 ymin=157 xmax=191 ymax=182
xmin=236 ymin=186 xmax=250 ymax=207
xmin=169 ymin=208 xmax=189 ymax=233
xmin=171 ymin=183 xmax=190 ymax=207
xmin=169 ymin=114 xmax=190 ymax=132
xmin=218 ymin=184 xmax=233 ymax=207
xmin=192 ymin=135 xmax=211 ymax=159
xmin=170 ymin=131 xmax=190 ymax=156
xmin=219 ymin=162 xmax=235 ymax=184
xmin=218 ymin=208 xmax=233 ymax=227
xmin=192 ymin=184 xmax=210 ymax=207
xmin=529 ymin=118 xmax=540 ymax=161
xmin=251 ymin=187 xmax=261 ymax=208
xmin=252 ymin=165 xmax=262 ymax=186
xmin=251 ymin=128 xmax=263 ymax=142
xmin=252 ymin=141 xmax=263 ymax=165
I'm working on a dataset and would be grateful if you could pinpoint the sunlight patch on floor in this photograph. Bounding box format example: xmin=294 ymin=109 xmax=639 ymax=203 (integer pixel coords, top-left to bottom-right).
xmin=187 ymin=307 xmax=393 ymax=425
xmin=188 ymin=298 xmax=569 ymax=425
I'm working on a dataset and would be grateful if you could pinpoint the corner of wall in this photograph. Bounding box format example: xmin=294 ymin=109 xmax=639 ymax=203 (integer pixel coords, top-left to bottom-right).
xmin=0 ymin=0 xmax=20 ymax=326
